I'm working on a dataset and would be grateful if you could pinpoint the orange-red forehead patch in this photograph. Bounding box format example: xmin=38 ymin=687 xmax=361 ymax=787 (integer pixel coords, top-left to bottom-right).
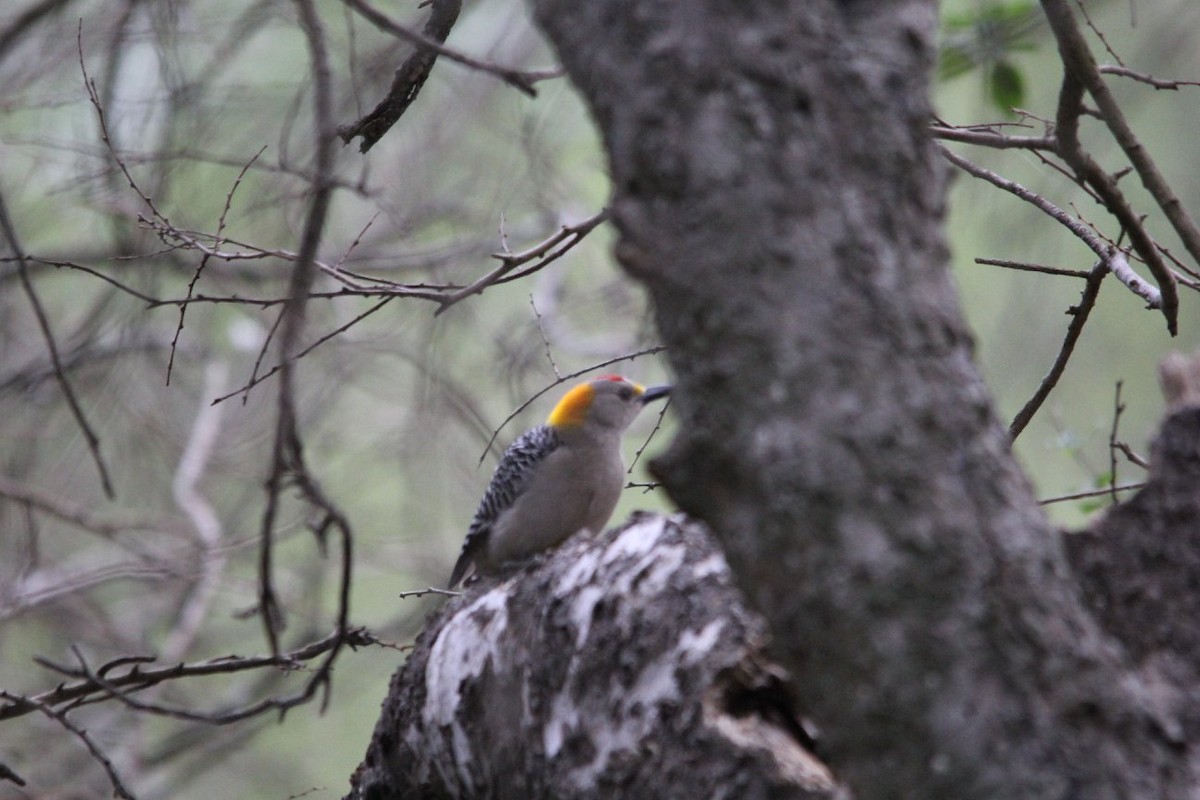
xmin=546 ymin=376 xmax=644 ymax=427
xmin=547 ymin=382 xmax=596 ymax=428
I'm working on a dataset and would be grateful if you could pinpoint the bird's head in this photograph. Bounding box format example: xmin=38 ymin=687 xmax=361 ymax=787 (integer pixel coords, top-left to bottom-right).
xmin=547 ymin=375 xmax=671 ymax=432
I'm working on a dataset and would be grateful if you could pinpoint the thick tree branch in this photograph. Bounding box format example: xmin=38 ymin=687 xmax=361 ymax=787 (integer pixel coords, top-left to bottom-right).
xmin=346 ymin=516 xmax=836 ymax=800
xmin=0 ymin=628 xmax=378 ymax=723
xmin=338 ymin=0 xmax=533 ymax=153
xmin=1041 ymin=0 xmax=1182 ymax=334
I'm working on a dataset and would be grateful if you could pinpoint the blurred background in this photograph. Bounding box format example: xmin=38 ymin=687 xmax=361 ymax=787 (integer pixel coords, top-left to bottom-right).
xmin=0 ymin=0 xmax=1197 ymax=797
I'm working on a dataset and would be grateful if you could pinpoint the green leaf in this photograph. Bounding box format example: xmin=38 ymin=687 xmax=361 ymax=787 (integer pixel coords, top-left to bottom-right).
xmin=989 ymin=60 xmax=1025 ymax=111
xmin=936 ymin=0 xmax=1039 ymax=87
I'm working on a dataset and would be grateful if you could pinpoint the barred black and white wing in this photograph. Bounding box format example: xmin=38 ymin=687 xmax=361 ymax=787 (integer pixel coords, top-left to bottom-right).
xmin=447 ymin=425 xmax=561 ymax=588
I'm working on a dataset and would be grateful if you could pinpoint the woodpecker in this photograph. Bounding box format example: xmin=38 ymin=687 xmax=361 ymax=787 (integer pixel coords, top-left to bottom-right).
xmin=448 ymin=375 xmax=671 ymax=588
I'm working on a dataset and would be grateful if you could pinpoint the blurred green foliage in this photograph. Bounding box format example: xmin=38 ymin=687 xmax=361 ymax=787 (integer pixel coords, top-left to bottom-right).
xmin=939 ymin=0 xmax=1040 ymax=112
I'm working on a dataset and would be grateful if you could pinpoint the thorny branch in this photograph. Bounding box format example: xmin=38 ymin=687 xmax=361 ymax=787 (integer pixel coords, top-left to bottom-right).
xmin=936 ymin=1 xmax=1200 ymax=335
xmin=201 ymin=209 xmax=604 ymax=404
xmin=1008 ymin=262 xmax=1107 ymax=440
xmin=167 ymin=148 xmax=266 ymax=386
xmin=0 ymin=628 xmax=380 ymax=723
xmin=629 ymin=396 xmax=671 ymax=477
xmin=1108 ymin=381 xmax=1126 ymax=505
xmin=932 ymin=0 xmax=1200 ymax=339
xmin=78 ymin=23 xmax=170 ymax=231
xmin=1098 ymin=65 xmax=1200 ymax=91
xmin=398 ymin=586 xmax=461 ymax=600
xmin=18 ymin=204 xmax=609 ymax=409
xmin=937 ymin=146 xmax=1171 ymax=438
xmin=1042 ymin=0 xmax=1200 ymax=288
xmin=1037 ymin=482 xmax=1144 ymax=506
xmin=0 ymin=689 xmax=135 ymax=799
xmin=210 ymin=296 xmax=395 ymax=406
xmin=1050 ymin=67 xmax=1177 ymax=332
xmin=0 ymin=185 xmax=115 ymax=499
xmin=435 ymin=209 xmax=610 ymax=315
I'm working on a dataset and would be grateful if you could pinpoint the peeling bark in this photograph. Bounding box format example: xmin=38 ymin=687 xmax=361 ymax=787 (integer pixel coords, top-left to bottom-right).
xmin=346 ymin=515 xmax=838 ymax=800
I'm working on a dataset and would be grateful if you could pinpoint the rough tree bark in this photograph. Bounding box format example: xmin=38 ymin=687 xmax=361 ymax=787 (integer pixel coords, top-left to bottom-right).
xmin=1065 ymin=356 xmax=1200 ymax=746
xmin=524 ymin=1 xmax=1191 ymax=798
xmin=347 ymin=1 xmax=1200 ymax=798
xmin=347 ymin=515 xmax=839 ymax=800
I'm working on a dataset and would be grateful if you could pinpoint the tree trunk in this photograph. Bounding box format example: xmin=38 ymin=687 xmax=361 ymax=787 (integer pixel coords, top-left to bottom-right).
xmin=1065 ymin=355 xmax=1200 ymax=747
xmin=346 ymin=2 xmax=1199 ymax=798
xmin=527 ymin=1 xmax=1190 ymax=799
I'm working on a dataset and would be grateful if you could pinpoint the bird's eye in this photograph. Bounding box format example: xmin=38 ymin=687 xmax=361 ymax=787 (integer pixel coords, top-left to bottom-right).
xmin=618 ymin=385 xmax=634 ymax=401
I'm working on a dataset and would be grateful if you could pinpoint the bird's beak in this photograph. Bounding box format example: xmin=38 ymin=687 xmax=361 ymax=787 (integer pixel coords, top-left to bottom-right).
xmin=641 ymin=385 xmax=672 ymax=404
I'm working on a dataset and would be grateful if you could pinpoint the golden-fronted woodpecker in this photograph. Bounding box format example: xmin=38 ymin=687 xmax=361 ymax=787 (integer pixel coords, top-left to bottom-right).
xmin=447 ymin=375 xmax=671 ymax=588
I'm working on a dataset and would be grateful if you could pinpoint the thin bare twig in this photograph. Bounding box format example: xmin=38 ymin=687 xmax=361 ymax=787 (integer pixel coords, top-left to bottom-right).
xmin=0 ymin=186 xmax=115 ymax=499
xmin=1038 ymin=482 xmax=1144 ymax=505
xmin=1098 ymin=65 xmax=1200 ymax=90
xmin=929 ymin=124 xmax=1055 ymax=151
xmin=25 ymin=256 xmax=160 ymax=302
xmin=944 ymin=147 xmax=1163 ymax=309
xmin=331 ymin=212 xmax=380 ymax=273
xmin=1071 ymin=0 xmax=1123 ymax=65
xmin=0 ymin=629 xmax=377 ymax=723
xmin=974 ymin=257 xmax=1091 ymax=279
xmin=1108 ymin=381 xmax=1125 ymax=505
xmin=211 ymin=297 xmax=395 ymax=406
xmin=435 ymin=209 xmax=609 ymax=316
xmin=478 ymin=345 xmax=667 ymax=465
xmin=398 ymin=586 xmax=461 ymax=600
xmin=243 ymin=307 xmax=285 ymax=406
xmin=938 ymin=144 xmax=1108 ymax=257
xmin=0 ymin=689 xmax=135 ymax=799
xmin=1112 ymin=442 xmax=1149 ymax=470
xmin=1157 ymin=242 xmax=1200 ymax=283
xmin=529 ymin=295 xmax=561 ymax=379
xmin=167 ymin=147 xmax=266 ymax=385
xmin=57 ymin=643 xmax=328 ymax=725
xmin=78 ymin=22 xmax=169 ymax=227
xmin=1009 ymin=263 xmax=1107 ymax=440
xmin=628 ymin=397 xmax=671 ymax=476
